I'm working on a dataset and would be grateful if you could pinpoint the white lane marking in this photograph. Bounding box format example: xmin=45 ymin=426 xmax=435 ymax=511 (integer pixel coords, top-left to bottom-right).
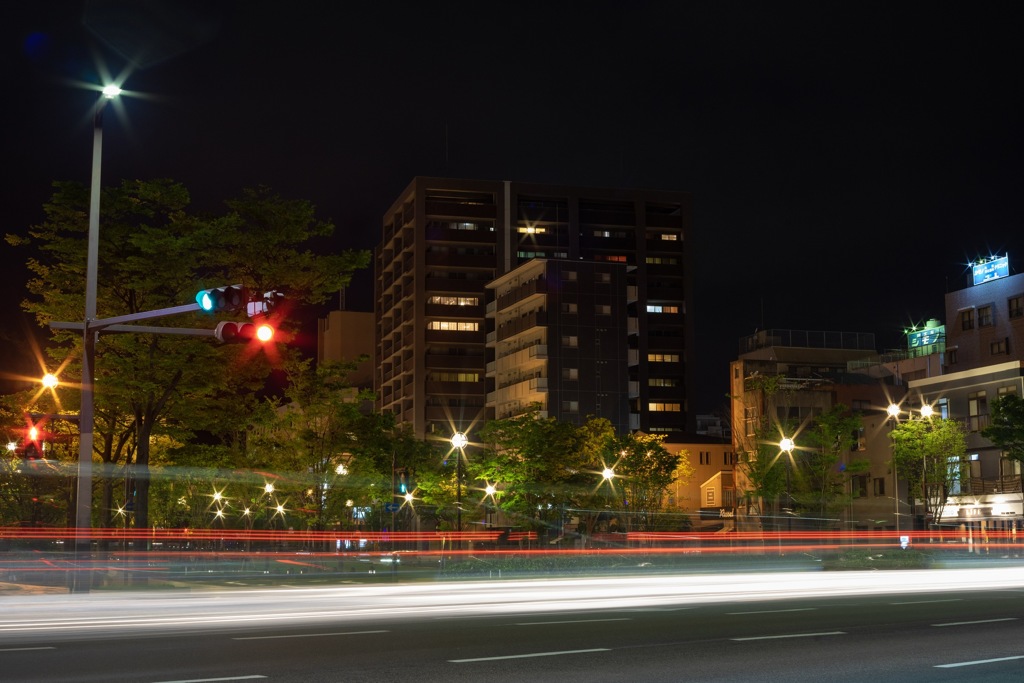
xmin=732 ymin=631 xmax=846 ymax=641
xmin=515 ymin=618 xmax=631 ymax=626
xmin=936 ymin=655 xmax=1024 ymax=668
xmin=233 ymin=630 xmax=388 ymax=640
xmin=450 ymin=648 xmax=611 ymax=663
xmin=727 ymin=608 xmax=815 ymax=615
xmin=152 ymin=677 xmax=267 ymax=683
xmin=932 ymin=618 xmax=1018 ymax=627
xmin=889 ymin=598 xmax=962 ymax=605
xmin=0 ymin=647 xmax=57 ymax=652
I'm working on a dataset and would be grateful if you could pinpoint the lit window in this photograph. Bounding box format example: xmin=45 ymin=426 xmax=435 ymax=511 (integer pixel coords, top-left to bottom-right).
xmin=562 ymin=335 xmax=578 ymax=348
xmin=561 ymin=400 xmax=579 ymax=413
xmin=428 ymin=296 xmax=479 ymax=306
xmin=597 ymin=272 xmax=611 ymax=283
xmin=660 ymin=233 xmax=679 ymax=241
xmin=646 ymin=305 xmax=680 ymax=314
xmin=561 ymin=303 xmax=578 ymax=314
xmin=648 ymin=353 xmax=680 ymax=363
xmin=992 ymin=339 xmax=1008 ymax=355
xmin=428 ymin=321 xmax=479 ymax=331
xmin=649 ymin=402 xmax=681 ymax=412
xmin=649 ymin=378 xmax=679 ymax=387
xmin=595 ymin=304 xmax=611 ymax=315
xmin=562 ymin=367 xmax=579 ymax=381
xmin=518 ymin=225 xmax=547 ymax=234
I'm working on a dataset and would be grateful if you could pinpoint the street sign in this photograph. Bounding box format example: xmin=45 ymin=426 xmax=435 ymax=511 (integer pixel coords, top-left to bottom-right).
xmin=384 ymin=502 xmax=400 ymax=513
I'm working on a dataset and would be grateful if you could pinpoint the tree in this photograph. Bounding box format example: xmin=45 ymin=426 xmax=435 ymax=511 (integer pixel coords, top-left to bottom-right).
xmin=982 ymin=393 xmax=1024 ymax=466
xmin=606 ymin=432 xmax=686 ymax=532
xmin=794 ymin=404 xmax=869 ymax=527
xmin=474 ymin=408 xmax=595 ymax=534
xmin=890 ymin=417 xmax=968 ymax=527
xmin=8 ymin=180 xmax=370 ymax=530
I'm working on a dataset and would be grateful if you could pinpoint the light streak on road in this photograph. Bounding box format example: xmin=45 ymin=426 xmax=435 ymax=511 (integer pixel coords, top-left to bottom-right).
xmin=3 ymin=567 xmax=1024 ymax=643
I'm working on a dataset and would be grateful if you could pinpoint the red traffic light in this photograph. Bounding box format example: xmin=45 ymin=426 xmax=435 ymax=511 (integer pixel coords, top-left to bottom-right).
xmin=214 ymin=321 xmax=275 ymax=344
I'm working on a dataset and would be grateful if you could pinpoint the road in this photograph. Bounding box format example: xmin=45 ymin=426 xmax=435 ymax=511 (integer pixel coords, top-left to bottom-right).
xmin=2 ymin=568 xmax=1024 ymax=682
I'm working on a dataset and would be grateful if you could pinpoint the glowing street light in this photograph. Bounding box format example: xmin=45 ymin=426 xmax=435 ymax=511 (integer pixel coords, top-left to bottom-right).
xmin=41 ymin=373 xmax=59 ymax=389
xmin=602 ymin=467 xmax=615 ymax=481
xmin=451 ymin=432 xmax=468 ymax=533
xmin=920 ymin=404 xmax=934 ymax=418
xmin=75 ymin=82 xmax=123 ymax=590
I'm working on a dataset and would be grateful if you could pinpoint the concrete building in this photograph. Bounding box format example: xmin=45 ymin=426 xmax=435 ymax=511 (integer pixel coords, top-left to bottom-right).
xmin=909 ymin=361 xmax=1024 ymax=526
xmin=374 ymin=177 xmax=692 ymax=440
xmin=486 ymin=258 xmax=632 ymax=431
xmin=729 ymin=329 xmax=905 ymax=531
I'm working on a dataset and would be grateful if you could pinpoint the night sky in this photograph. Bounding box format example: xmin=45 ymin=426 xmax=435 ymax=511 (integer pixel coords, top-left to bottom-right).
xmin=3 ymin=1 xmax=1023 ymax=414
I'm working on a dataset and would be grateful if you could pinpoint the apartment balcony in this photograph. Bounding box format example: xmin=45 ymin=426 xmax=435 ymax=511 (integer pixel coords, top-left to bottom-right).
xmin=626 ymin=285 xmax=638 ymax=303
xmin=424 ymin=381 xmax=486 ymax=396
xmin=425 ymin=303 xmax=485 ymax=319
xmin=495 ymin=311 xmax=548 ymax=343
xmin=628 ymin=349 xmax=639 ymax=366
xmin=627 ymin=317 xmax=638 ymax=335
xmin=424 ymin=329 xmax=487 ymax=345
xmin=425 ymin=354 xmax=486 ymax=371
xmin=492 ymin=344 xmax=548 ymax=375
xmin=487 ymin=377 xmax=548 ymax=404
xmin=628 ymin=381 xmax=639 ymax=398
xmin=425 ymin=251 xmax=494 ymax=268
xmin=425 ymin=277 xmax=489 ymax=294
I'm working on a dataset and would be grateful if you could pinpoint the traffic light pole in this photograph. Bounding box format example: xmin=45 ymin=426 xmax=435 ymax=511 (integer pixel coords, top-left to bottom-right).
xmin=53 ymin=302 xmax=214 ymax=594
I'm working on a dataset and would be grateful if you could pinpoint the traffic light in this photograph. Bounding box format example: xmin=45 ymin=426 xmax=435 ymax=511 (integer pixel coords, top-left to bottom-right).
xmin=396 ymin=468 xmax=408 ymax=495
xmin=214 ymin=320 xmax=275 ymax=344
xmin=196 ymin=284 xmax=248 ymax=312
xmin=246 ymin=290 xmax=285 ymax=317
xmin=20 ymin=424 xmax=44 ymax=460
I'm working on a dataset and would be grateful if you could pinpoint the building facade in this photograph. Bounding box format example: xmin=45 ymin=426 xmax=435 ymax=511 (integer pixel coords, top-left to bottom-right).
xmin=729 ymin=329 xmax=905 ymax=531
xmin=374 ymin=177 xmax=693 ymax=440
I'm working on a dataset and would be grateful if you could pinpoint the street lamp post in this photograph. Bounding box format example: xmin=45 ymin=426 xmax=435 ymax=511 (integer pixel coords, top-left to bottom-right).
xmin=779 ymin=437 xmax=795 ymax=532
xmin=887 ymin=403 xmax=902 ymax=534
xmin=450 ymin=432 xmax=468 ymax=534
xmin=74 ymin=84 xmax=121 ymax=593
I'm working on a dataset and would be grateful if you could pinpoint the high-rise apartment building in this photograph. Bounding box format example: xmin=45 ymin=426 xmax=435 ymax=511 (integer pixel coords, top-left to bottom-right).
xmin=374 ymin=177 xmax=692 ymax=439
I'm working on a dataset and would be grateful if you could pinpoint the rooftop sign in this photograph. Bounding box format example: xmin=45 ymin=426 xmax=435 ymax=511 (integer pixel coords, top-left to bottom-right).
xmin=972 ymin=255 xmax=1009 ymax=285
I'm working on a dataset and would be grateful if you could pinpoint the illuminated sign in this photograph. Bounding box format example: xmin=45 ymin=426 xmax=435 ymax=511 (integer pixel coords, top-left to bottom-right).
xmin=908 ymin=325 xmax=945 ymax=349
xmin=972 ymin=255 xmax=1009 ymax=285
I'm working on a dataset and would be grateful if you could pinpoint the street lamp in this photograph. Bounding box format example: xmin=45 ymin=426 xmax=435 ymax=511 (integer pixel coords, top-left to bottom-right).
xmin=887 ymin=403 xmax=903 ymax=534
xmin=779 ymin=437 xmax=795 ymax=532
xmin=74 ymin=83 xmax=122 ymax=591
xmin=451 ymin=432 xmax=468 ymax=533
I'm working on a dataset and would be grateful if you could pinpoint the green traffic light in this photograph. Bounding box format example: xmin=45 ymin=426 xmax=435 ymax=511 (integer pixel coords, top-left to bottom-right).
xmin=196 ymin=290 xmax=215 ymax=311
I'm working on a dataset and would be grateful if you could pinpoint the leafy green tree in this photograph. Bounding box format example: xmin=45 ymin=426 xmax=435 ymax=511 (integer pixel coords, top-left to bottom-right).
xmin=7 ymin=180 xmax=369 ymax=530
xmin=606 ymin=432 xmax=686 ymax=532
xmin=793 ymin=404 xmax=869 ymax=527
xmin=474 ymin=410 xmax=611 ymax=535
xmin=982 ymin=393 xmax=1024 ymax=466
xmin=890 ymin=416 xmax=968 ymax=527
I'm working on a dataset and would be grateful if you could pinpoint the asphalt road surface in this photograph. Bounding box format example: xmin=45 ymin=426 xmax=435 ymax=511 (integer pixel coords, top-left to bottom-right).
xmin=2 ymin=568 xmax=1024 ymax=682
